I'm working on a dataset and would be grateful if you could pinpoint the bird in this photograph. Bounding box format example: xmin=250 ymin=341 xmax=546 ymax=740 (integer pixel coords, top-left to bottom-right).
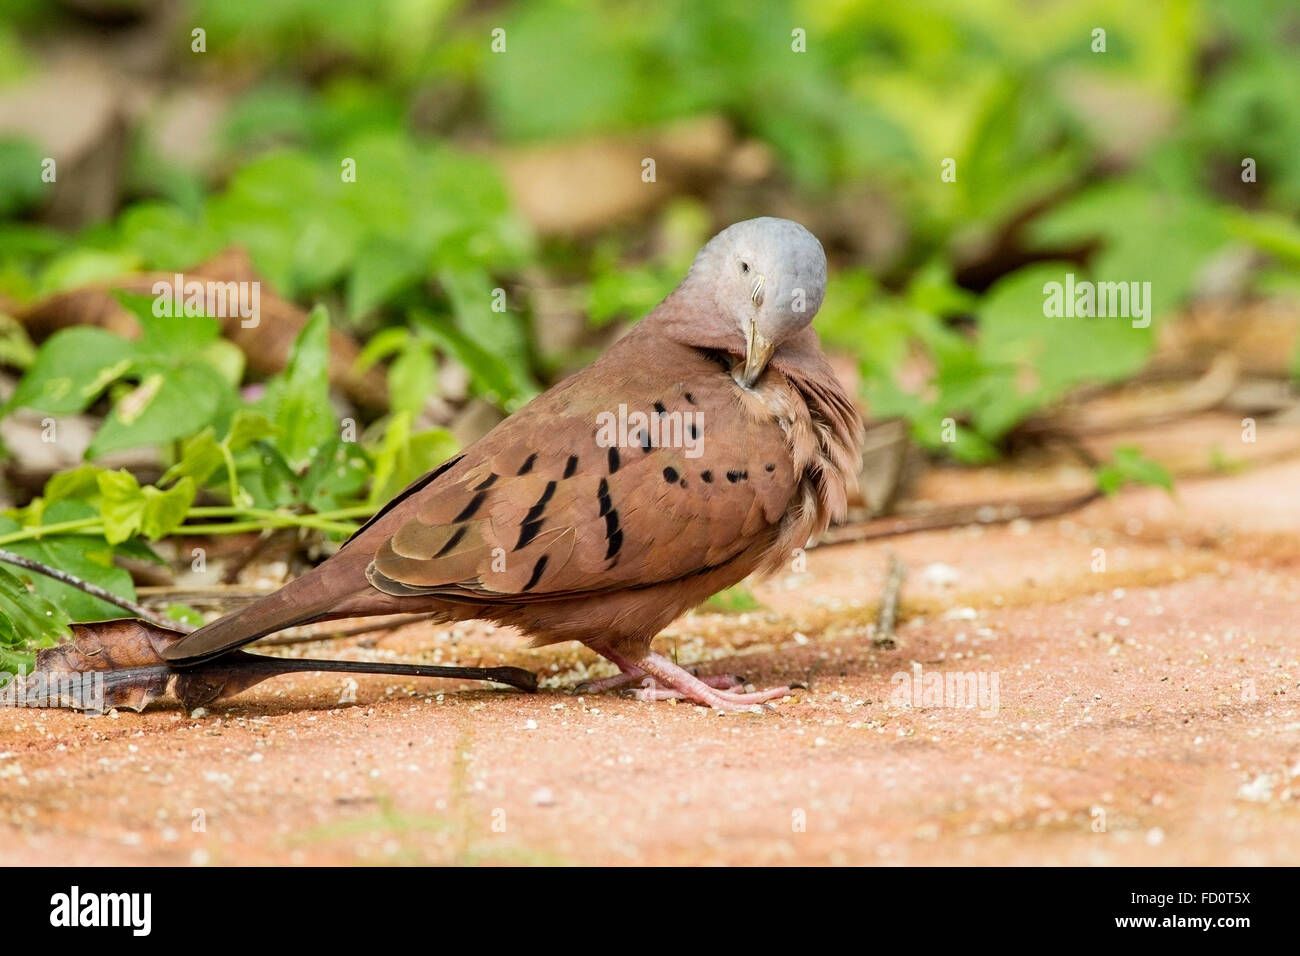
xmin=163 ymin=217 xmax=863 ymax=710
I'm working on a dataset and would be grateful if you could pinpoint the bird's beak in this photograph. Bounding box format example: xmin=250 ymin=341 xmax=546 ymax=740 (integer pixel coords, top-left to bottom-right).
xmin=740 ymin=319 xmax=776 ymax=387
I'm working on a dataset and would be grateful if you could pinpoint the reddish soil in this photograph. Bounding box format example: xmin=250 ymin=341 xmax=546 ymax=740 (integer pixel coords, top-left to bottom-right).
xmin=2 ymin=412 xmax=1298 ymax=865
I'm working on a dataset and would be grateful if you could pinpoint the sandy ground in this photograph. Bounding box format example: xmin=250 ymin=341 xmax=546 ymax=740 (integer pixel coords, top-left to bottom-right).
xmin=2 ymin=412 xmax=1298 ymax=865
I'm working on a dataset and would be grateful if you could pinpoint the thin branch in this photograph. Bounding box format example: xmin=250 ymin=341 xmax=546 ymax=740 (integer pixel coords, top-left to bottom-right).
xmin=815 ymin=489 xmax=1102 ymax=549
xmin=0 ymin=548 xmax=192 ymax=632
xmin=873 ymin=553 xmax=907 ymax=649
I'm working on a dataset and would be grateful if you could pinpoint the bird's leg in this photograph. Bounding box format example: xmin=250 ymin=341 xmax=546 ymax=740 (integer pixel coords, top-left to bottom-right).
xmin=577 ymin=655 xmax=748 ymax=691
xmin=617 ymin=650 xmax=796 ymax=711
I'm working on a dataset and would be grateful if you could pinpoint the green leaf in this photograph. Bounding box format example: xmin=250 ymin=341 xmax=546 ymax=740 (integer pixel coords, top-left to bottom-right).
xmin=38 ymin=249 xmax=140 ymax=295
xmin=388 ymin=342 xmax=436 ymax=418
xmin=96 ymin=469 xmax=146 ymax=544
xmin=141 ymin=477 xmax=196 ymax=539
xmin=975 ymin=263 xmax=1154 ymax=440
xmin=44 ymin=464 xmax=105 ymax=503
xmin=1095 ymin=446 xmax=1174 ymax=496
xmin=196 ymin=338 xmax=247 ymax=387
xmin=236 ymin=441 xmax=300 ymax=509
xmin=1027 ymin=181 xmax=1229 ymax=323
xmin=0 ymin=136 xmax=46 ymax=218
xmin=438 ymin=268 xmax=535 ymax=406
xmin=6 ymin=327 xmax=135 ymax=415
xmin=368 ymin=412 xmax=458 ymax=505
xmin=298 ymin=437 xmax=371 ymax=513
xmin=113 ymin=202 xmax=219 ymax=271
xmin=414 ymin=310 xmax=528 ymax=407
xmin=224 ymin=409 xmax=279 ymax=451
xmin=88 ymin=361 xmax=231 ymax=458
xmin=162 ymin=429 xmax=224 ymax=487
xmin=0 ymin=312 xmax=35 ymax=370
xmin=113 ymin=290 xmax=221 ymax=358
xmin=259 ymin=304 xmax=335 ymax=469
xmin=353 ymin=326 xmax=410 ymax=373
xmin=13 ymin=537 xmax=135 ymax=622
xmin=164 ymin=603 xmax=205 ymax=630
xmin=348 ymin=238 xmax=423 ymax=317
xmin=0 ymin=506 xmax=135 ymax=624
xmin=0 ymin=564 xmax=70 ymax=665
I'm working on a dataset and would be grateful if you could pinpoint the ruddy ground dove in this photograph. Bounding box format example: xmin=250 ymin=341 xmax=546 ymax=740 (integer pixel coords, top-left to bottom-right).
xmin=164 ymin=217 xmax=863 ymax=709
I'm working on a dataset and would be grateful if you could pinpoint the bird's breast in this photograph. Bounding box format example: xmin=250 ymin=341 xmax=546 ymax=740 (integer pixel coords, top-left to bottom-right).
xmin=724 ymin=369 xmax=821 ymax=513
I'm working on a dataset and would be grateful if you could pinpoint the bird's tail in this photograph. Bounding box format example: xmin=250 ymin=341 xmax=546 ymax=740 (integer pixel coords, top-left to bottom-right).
xmin=161 ymin=552 xmax=375 ymax=664
xmin=26 ymin=618 xmax=535 ymax=713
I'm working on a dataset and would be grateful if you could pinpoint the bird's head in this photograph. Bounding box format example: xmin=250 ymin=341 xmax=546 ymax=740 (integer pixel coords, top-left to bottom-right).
xmin=684 ymin=217 xmax=828 ymax=387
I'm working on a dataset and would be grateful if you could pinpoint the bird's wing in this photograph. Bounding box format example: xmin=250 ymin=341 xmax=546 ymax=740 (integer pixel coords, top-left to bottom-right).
xmin=365 ymin=336 xmax=800 ymax=602
xmin=162 ymin=334 xmax=802 ymax=665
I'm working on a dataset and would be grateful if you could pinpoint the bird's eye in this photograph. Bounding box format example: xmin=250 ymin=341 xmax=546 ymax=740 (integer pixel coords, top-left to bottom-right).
xmin=740 ymin=261 xmax=750 ymax=274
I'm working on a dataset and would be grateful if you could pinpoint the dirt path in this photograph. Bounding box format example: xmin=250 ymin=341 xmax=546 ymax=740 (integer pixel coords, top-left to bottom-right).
xmin=3 ymin=415 xmax=1298 ymax=865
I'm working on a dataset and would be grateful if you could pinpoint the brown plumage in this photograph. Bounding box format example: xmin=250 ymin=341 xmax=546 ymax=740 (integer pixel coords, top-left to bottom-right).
xmin=164 ymin=217 xmax=863 ymax=709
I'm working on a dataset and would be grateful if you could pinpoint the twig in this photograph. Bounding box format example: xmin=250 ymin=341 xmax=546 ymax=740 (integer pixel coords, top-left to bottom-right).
xmin=0 ymin=548 xmax=191 ymax=632
xmin=0 ymin=504 xmax=371 ymax=548
xmin=135 ymin=585 xmax=276 ymax=609
xmin=873 ymin=553 xmax=906 ymax=649
xmin=816 ymin=489 xmax=1102 ymax=548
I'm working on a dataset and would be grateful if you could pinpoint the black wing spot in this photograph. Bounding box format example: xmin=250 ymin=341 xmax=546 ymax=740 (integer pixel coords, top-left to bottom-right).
xmin=639 ymin=431 xmax=652 ymax=452
xmin=523 ymin=481 xmax=557 ymax=524
xmin=604 ymin=528 xmax=624 ymax=561
xmin=453 ymin=490 xmax=488 ymax=522
xmin=684 ymin=392 xmax=697 ymax=405
xmin=473 ymin=472 xmax=499 ymax=491
xmin=662 ymin=467 xmax=679 ymax=483
xmin=516 ymin=520 xmax=544 ymax=549
xmin=522 ymin=555 xmax=549 ymax=592
xmin=653 ymin=401 xmax=667 ymax=416
xmin=433 ymin=525 xmax=468 ymax=559
xmin=516 ymin=481 xmax=557 ymax=549
xmin=765 ymin=463 xmax=775 ymax=472
xmin=603 ymin=506 xmax=623 ymax=560
xmin=687 ymin=423 xmax=700 ymax=440
xmin=679 ymin=478 xmax=687 ymax=488
xmin=516 ymin=453 xmax=537 ymax=475
xmin=726 ymin=470 xmax=748 ymax=483
xmin=563 ymin=455 xmax=579 ymax=478
xmin=597 ymin=477 xmax=612 ymax=517
xmin=607 ymin=447 xmax=620 ymax=474
xmin=701 ymin=470 xmax=713 ymax=483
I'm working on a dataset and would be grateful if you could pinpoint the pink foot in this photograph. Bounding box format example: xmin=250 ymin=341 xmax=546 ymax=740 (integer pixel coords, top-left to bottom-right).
xmin=604 ymin=650 xmax=798 ymax=712
xmin=575 ymin=665 xmax=743 ymax=695
xmin=631 ymin=682 xmax=794 ymax=705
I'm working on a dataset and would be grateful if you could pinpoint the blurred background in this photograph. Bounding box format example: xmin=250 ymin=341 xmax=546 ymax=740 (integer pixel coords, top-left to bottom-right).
xmin=0 ymin=0 xmax=1298 ymax=665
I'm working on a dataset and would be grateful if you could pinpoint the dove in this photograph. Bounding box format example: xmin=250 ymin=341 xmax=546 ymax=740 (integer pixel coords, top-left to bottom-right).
xmin=163 ymin=217 xmax=863 ymax=710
